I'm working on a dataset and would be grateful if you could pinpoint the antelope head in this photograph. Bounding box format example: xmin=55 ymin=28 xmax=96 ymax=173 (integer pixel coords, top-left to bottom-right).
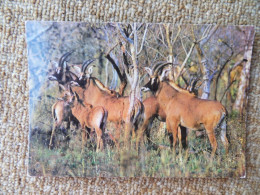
xmin=79 ymin=59 xmax=96 ymax=80
xmin=63 ymin=86 xmax=80 ymax=108
xmin=48 ymin=51 xmax=74 ymax=83
xmin=141 ymin=62 xmax=172 ymax=92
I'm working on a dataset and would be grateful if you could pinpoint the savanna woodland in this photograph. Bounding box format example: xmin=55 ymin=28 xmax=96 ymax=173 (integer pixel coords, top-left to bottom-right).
xmin=27 ymin=22 xmax=254 ymax=177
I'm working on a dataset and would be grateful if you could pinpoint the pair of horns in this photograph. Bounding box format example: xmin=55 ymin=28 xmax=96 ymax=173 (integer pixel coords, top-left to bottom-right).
xmin=145 ymin=61 xmax=172 ymax=76
xmin=81 ymin=59 xmax=96 ymax=73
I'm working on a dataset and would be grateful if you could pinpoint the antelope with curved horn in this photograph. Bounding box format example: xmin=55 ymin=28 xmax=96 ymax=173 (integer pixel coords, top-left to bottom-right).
xmin=70 ymin=59 xmax=144 ymax=147
xmin=136 ymin=64 xmax=187 ymax=151
xmin=79 ymin=60 xmax=120 ymax=97
xmin=48 ymin=51 xmax=76 ymax=85
xmin=141 ymin=62 xmax=229 ymax=157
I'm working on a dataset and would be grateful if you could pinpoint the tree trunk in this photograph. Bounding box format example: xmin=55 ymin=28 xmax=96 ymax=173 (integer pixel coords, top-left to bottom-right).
xmin=200 ymin=60 xmax=211 ymax=99
xmin=124 ymin=23 xmax=139 ymax=148
xmin=165 ymin=24 xmax=174 ymax=80
xmin=233 ymin=29 xmax=254 ymax=116
xmin=192 ymin=25 xmax=219 ymax=99
xmin=226 ymin=71 xmax=232 ymax=112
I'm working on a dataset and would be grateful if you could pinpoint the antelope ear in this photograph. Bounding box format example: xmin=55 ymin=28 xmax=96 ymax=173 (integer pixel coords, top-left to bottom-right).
xmin=87 ymin=65 xmax=94 ymax=75
xmin=52 ymin=61 xmax=59 ymax=67
xmin=144 ymin=67 xmax=152 ymax=76
xmin=59 ymin=84 xmax=66 ymax=91
xmin=159 ymin=68 xmax=171 ymax=81
xmin=70 ymin=81 xmax=80 ymax=87
xmin=48 ymin=75 xmax=58 ymax=81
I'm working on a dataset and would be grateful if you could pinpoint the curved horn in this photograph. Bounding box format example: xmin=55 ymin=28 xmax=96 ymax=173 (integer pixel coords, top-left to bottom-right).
xmin=58 ymin=50 xmax=74 ymax=68
xmin=153 ymin=61 xmax=172 ymax=76
xmin=81 ymin=59 xmax=96 ymax=73
xmin=152 ymin=61 xmax=167 ymax=72
xmin=69 ymin=85 xmax=74 ymax=95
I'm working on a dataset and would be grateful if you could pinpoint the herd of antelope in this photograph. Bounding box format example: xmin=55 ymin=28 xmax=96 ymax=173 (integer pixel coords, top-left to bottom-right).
xmin=48 ymin=52 xmax=229 ymax=158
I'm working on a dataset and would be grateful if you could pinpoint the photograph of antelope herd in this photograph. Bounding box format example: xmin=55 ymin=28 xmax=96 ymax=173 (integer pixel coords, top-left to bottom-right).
xmin=26 ymin=22 xmax=254 ymax=177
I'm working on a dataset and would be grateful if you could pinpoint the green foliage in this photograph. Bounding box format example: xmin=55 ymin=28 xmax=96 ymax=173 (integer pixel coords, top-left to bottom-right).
xmin=29 ymin=117 xmax=246 ymax=177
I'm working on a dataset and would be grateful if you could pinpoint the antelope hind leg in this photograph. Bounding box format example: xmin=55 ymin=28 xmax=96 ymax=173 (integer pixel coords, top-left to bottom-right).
xmin=205 ymin=124 xmax=217 ymax=158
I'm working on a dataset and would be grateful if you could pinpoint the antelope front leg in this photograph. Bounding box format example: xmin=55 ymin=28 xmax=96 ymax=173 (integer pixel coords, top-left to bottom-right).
xmin=178 ymin=126 xmax=182 ymax=150
xmin=49 ymin=124 xmax=57 ymax=149
xmin=178 ymin=126 xmax=188 ymax=150
xmin=81 ymin=127 xmax=86 ymax=154
xmin=166 ymin=118 xmax=179 ymax=153
xmin=115 ymin=122 xmax=121 ymax=142
xmin=124 ymin=122 xmax=132 ymax=149
xmin=49 ymin=123 xmax=58 ymax=149
xmin=135 ymin=122 xmax=147 ymax=152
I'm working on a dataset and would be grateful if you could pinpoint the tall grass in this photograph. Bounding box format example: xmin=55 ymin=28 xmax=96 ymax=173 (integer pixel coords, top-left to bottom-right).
xmin=28 ymin=115 xmax=246 ymax=178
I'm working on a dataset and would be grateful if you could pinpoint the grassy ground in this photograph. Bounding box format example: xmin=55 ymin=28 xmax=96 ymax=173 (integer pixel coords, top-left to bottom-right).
xmin=28 ymin=114 xmax=246 ymax=178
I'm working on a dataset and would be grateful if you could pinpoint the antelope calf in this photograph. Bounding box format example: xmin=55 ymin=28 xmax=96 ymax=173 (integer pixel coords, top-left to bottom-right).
xmin=66 ymin=87 xmax=108 ymax=152
xmin=49 ymin=99 xmax=79 ymax=148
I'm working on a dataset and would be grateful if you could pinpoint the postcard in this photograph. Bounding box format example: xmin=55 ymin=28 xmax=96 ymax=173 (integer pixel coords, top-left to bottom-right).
xmin=26 ymin=22 xmax=254 ymax=177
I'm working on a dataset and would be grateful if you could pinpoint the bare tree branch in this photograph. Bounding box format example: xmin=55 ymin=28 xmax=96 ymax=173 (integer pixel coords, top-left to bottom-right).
xmin=214 ymin=41 xmax=234 ymax=100
xmin=145 ymin=43 xmax=167 ymax=58
xmin=220 ymin=80 xmax=236 ymax=103
xmin=199 ymin=25 xmax=219 ymax=46
xmin=180 ymin=37 xmax=188 ymax=56
xmin=105 ymin=42 xmax=119 ymax=56
xmin=117 ymin=24 xmax=134 ymax=44
xmin=171 ymin=25 xmax=181 ymax=46
xmin=137 ymin=24 xmax=148 ymax=55
xmin=174 ymin=42 xmax=196 ymax=81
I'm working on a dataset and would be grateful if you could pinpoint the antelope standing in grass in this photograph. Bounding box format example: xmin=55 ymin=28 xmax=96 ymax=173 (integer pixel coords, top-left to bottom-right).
xmin=65 ymin=86 xmax=108 ymax=152
xmin=136 ymin=95 xmax=187 ymax=151
xmin=141 ymin=62 xmax=229 ymax=157
xmin=48 ymin=53 xmax=144 ymax=148
xmin=69 ymin=59 xmax=144 ymax=147
xmin=49 ymin=98 xmax=79 ymax=149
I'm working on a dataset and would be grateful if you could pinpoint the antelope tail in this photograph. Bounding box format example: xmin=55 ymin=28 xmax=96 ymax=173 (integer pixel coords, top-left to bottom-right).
xmin=132 ymin=99 xmax=144 ymax=125
xmin=101 ymin=109 xmax=108 ymax=132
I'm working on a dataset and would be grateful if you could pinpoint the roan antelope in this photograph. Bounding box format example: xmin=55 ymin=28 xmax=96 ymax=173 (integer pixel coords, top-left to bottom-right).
xmin=65 ymin=86 xmax=108 ymax=152
xmin=48 ymin=51 xmax=76 ymax=85
xmin=136 ymin=92 xmax=187 ymax=151
xmin=69 ymin=59 xmax=144 ymax=147
xmin=49 ymin=98 xmax=79 ymax=149
xmin=141 ymin=62 xmax=229 ymax=157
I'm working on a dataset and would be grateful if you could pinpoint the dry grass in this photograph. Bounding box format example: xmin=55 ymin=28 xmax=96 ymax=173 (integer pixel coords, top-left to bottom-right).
xmin=28 ymin=107 xmax=246 ymax=178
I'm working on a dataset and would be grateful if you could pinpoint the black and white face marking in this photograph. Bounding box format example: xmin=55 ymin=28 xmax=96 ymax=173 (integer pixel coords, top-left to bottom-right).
xmin=141 ymin=86 xmax=151 ymax=92
xmin=151 ymin=77 xmax=156 ymax=85
xmin=56 ymin=67 xmax=61 ymax=74
xmin=142 ymin=76 xmax=159 ymax=93
xmin=48 ymin=76 xmax=58 ymax=81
